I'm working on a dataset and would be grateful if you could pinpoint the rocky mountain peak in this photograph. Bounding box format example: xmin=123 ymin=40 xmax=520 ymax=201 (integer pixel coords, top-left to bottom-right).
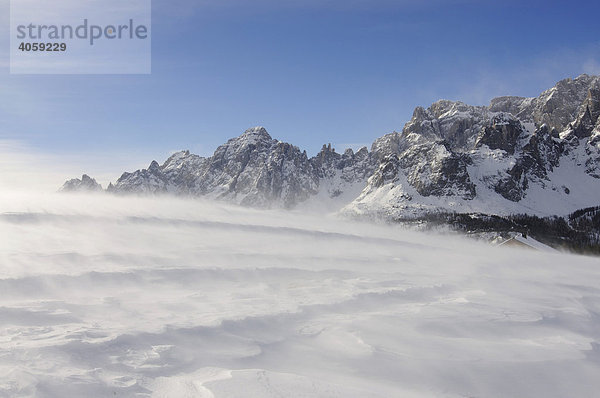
xmin=239 ymin=126 xmax=272 ymax=142
xmin=60 ymin=174 xmax=103 ymax=192
xmin=411 ymin=106 xmax=429 ymax=121
xmin=489 ymin=74 xmax=600 ymax=132
xmin=403 ymin=99 xmax=490 ymax=151
xmin=313 ymin=143 xmax=336 ymax=164
xmin=148 ymin=160 xmax=161 ymax=172
xmin=572 ymin=81 xmax=600 ymax=138
xmin=489 ymin=96 xmax=531 ymax=116
xmin=214 ymin=126 xmax=276 ymax=161
xmin=355 ymin=146 xmax=369 ymax=157
xmin=162 ymin=150 xmax=197 ymax=171
xmin=62 ymin=74 xmax=600 ymax=220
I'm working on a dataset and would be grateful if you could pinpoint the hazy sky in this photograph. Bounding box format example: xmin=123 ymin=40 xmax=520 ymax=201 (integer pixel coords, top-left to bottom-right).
xmin=1 ymin=0 xmax=600 ymax=183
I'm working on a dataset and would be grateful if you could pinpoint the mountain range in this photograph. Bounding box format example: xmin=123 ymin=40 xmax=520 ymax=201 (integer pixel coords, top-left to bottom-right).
xmin=63 ymin=74 xmax=600 ymax=229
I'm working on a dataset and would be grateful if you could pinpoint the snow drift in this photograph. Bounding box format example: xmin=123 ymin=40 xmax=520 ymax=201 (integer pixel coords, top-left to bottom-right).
xmin=1 ymin=192 xmax=600 ymax=397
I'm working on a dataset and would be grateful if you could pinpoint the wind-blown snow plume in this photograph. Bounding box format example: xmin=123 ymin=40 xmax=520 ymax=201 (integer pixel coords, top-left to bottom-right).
xmin=1 ymin=193 xmax=600 ymax=397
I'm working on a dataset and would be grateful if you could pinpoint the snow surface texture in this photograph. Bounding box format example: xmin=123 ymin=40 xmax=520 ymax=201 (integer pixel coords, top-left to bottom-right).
xmin=2 ymin=193 xmax=600 ymax=397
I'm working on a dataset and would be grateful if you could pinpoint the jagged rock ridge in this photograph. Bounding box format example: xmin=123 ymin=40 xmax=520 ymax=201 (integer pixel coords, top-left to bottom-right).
xmin=106 ymin=127 xmax=372 ymax=209
xmin=60 ymin=174 xmax=103 ymax=192
xmin=64 ymin=74 xmax=600 ymax=218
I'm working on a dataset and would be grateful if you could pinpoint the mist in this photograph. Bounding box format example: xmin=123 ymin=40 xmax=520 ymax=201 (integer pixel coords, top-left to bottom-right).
xmin=0 ymin=140 xmax=169 ymax=192
xmin=1 ymin=191 xmax=599 ymax=397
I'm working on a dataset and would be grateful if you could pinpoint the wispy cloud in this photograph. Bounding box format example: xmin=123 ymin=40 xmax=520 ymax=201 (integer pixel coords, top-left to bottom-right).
xmin=435 ymin=41 xmax=600 ymax=107
xmin=583 ymin=58 xmax=600 ymax=75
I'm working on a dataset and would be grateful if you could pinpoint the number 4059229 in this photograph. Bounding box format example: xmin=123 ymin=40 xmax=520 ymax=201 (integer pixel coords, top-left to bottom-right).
xmin=18 ymin=42 xmax=67 ymax=52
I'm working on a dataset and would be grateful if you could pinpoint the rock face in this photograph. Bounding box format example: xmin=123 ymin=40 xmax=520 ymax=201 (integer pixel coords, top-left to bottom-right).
xmin=489 ymin=74 xmax=600 ymax=132
xmin=475 ymin=113 xmax=525 ymax=154
xmin=397 ymin=141 xmax=475 ymax=199
xmin=108 ymin=127 xmax=319 ymax=208
xmin=63 ymin=74 xmax=600 ymax=218
xmin=102 ymin=127 xmax=377 ymax=209
xmin=347 ymin=74 xmax=600 ymax=218
xmin=60 ymin=174 xmax=103 ymax=192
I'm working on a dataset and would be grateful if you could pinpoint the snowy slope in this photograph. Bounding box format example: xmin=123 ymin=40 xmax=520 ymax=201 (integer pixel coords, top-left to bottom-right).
xmin=2 ymin=192 xmax=600 ymax=397
xmin=343 ymin=137 xmax=600 ymax=219
xmin=342 ymin=75 xmax=600 ymax=218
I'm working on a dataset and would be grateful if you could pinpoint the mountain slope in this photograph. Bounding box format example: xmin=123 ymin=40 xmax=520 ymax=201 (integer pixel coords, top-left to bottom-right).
xmin=65 ymin=74 xmax=600 ymax=219
xmin=344 ymin=74 xmax=600 ymax=218
xmin=60 ymin=174 xmax=103 ymax=192
xmin=107 ymin=127 xmax=373 ymax=209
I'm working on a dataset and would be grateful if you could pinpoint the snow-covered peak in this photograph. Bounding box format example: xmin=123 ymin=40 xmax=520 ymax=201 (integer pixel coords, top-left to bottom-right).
xmin=402 ymin=99 xmax=491 ymax=151
xmin=60 ymin=75 xmax=600 ymax=221
xmin=60 ymin=174 xmax=103 ymax=192
xmin=490 ymin=74 xmax=600 ymax=133
xmin=238 ymin=126 xmax=272 ymax=143
xmin=162 ymin=150 xmax=192 ymax=170
xmin=429 ymin=99 xmax=486 ymax=120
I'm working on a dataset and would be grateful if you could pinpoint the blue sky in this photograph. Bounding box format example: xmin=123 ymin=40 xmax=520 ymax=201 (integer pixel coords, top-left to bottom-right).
xmin=1 ymin=0 xmax=600 ymax=183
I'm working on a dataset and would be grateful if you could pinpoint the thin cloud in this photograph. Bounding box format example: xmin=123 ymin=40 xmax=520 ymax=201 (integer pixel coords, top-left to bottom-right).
xmin=434 ymin=41 xmax=600 ymax=109
xmin=583 ymin=58 xmax=600 ymax=75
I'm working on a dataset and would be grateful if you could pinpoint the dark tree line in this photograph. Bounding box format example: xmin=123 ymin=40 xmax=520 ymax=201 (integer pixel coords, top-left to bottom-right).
xmin=394 ymin=207 xmax=600 ymax=255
